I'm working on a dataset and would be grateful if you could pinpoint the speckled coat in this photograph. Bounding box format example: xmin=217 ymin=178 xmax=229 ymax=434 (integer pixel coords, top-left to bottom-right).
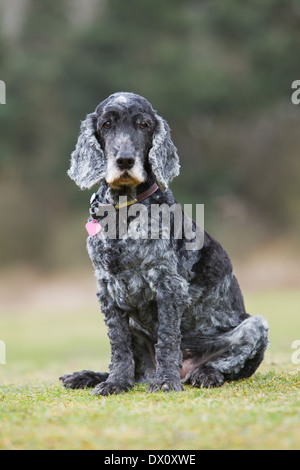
xmin=60 ymin=93 xmax=269 ymax=395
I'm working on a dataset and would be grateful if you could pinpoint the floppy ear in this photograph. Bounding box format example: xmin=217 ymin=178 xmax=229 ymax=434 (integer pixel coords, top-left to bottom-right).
xmin=67 ymin=112 xmax=106 ymax=190
xmin=148 ymin=115 xmax=180 ymax=191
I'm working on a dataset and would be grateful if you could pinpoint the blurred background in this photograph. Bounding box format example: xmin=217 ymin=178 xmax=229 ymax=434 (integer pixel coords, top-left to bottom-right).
xmin=0 ymin=0 xmax=299 ymax=381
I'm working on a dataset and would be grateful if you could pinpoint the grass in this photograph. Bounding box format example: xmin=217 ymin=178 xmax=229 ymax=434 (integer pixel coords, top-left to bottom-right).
xmin=0 ymin=288 xmax=300 ymax=450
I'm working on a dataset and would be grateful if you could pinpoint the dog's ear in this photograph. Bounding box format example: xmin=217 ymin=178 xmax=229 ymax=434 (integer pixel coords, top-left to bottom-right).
xmin=148 ymin=115 xmax=180 ymax=191
xmin=68 ymin=112 xmax=106 ymax=190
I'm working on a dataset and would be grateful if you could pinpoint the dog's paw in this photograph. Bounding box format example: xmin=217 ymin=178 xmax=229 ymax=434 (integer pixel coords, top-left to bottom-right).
xmin=91 ymin=380 xmax=132 ymax=396
xmin=190 ymin=366 xmax=224 ymax=388
xmin=59 ymin=370 xmax=109 ymax=389
xmin=148 ymin=378 xmax=184 ymax=393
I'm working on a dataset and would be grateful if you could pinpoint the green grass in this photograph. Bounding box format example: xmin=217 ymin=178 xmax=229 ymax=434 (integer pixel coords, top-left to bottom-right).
xmin=0 ymin=289 xmax=300 ymax=450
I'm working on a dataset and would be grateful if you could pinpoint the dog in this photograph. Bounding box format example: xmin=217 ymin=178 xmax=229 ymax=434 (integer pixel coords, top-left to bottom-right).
xmin=60 ymin=92 xmax=269 ymax=395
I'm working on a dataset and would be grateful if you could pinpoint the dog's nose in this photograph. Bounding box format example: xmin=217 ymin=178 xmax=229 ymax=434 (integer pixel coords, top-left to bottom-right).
xmin=116 ymin=155 xmax=135 ymax=170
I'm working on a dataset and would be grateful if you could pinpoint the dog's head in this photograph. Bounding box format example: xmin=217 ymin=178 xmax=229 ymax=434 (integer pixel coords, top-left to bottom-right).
xmin=68 ymin=92 xmax=180 ymax=191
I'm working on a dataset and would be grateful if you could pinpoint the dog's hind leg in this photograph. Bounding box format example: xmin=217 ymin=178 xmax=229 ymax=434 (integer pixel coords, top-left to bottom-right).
xmin=216 ymin=315 xmax=269 ymax=382
xmin=182 ymin=315 xmax=269 ymax=388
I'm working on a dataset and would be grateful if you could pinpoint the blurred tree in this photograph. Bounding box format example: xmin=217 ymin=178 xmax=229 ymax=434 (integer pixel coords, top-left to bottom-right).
xmin=0 ymin=0 xmax=299 ymax=267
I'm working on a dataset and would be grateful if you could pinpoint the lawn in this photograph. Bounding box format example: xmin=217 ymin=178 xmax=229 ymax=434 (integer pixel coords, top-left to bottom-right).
xmin=0 ymin=288 xmax=299 ymax=450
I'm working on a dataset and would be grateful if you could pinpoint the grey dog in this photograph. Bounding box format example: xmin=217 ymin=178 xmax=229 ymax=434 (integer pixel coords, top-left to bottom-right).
xmin=60 ymin=92 xmax=269 ymax=395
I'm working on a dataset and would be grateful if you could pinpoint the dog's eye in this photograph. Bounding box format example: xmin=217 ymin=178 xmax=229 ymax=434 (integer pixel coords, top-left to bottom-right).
xmin=139 ymin=121 xmax=148 ymax=129
xmin=103 ymin=120 xmax=112 ymax=129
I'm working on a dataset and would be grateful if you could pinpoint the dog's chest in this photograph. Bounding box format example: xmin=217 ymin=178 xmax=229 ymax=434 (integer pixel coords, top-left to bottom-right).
xmin=87 ymin=230 xmax=151 ymax=273
xmin=87 ymin=234 xmax=173 ymax=309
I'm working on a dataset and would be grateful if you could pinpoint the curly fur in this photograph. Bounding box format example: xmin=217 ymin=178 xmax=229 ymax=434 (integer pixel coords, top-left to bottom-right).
xmin=60 ymin=92 xmax=269 ymax=395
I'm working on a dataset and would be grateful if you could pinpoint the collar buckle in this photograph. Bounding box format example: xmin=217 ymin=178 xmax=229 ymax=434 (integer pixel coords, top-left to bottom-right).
xmin=89 ymin=182 xmax=159 ymax=220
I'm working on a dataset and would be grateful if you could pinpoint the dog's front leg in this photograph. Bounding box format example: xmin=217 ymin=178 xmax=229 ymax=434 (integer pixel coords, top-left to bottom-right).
xmin=92 ymin=290 xmax=135 ymax=396
xmin=148 ymin=276 xmax=187 ymax=392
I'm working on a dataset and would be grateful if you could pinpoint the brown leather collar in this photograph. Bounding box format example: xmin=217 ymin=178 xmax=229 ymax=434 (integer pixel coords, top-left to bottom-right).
xmin=90 ymin=182 xmax=159 ymax=219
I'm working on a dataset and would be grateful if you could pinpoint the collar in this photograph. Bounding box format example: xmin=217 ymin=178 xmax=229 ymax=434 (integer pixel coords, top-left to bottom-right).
xmin=89 ymin=182 xmax=159 ymax=219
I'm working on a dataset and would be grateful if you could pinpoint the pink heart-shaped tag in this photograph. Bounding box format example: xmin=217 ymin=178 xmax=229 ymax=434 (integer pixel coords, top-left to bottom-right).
xmin=85 ymin=220 xmax=101 ymax=236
